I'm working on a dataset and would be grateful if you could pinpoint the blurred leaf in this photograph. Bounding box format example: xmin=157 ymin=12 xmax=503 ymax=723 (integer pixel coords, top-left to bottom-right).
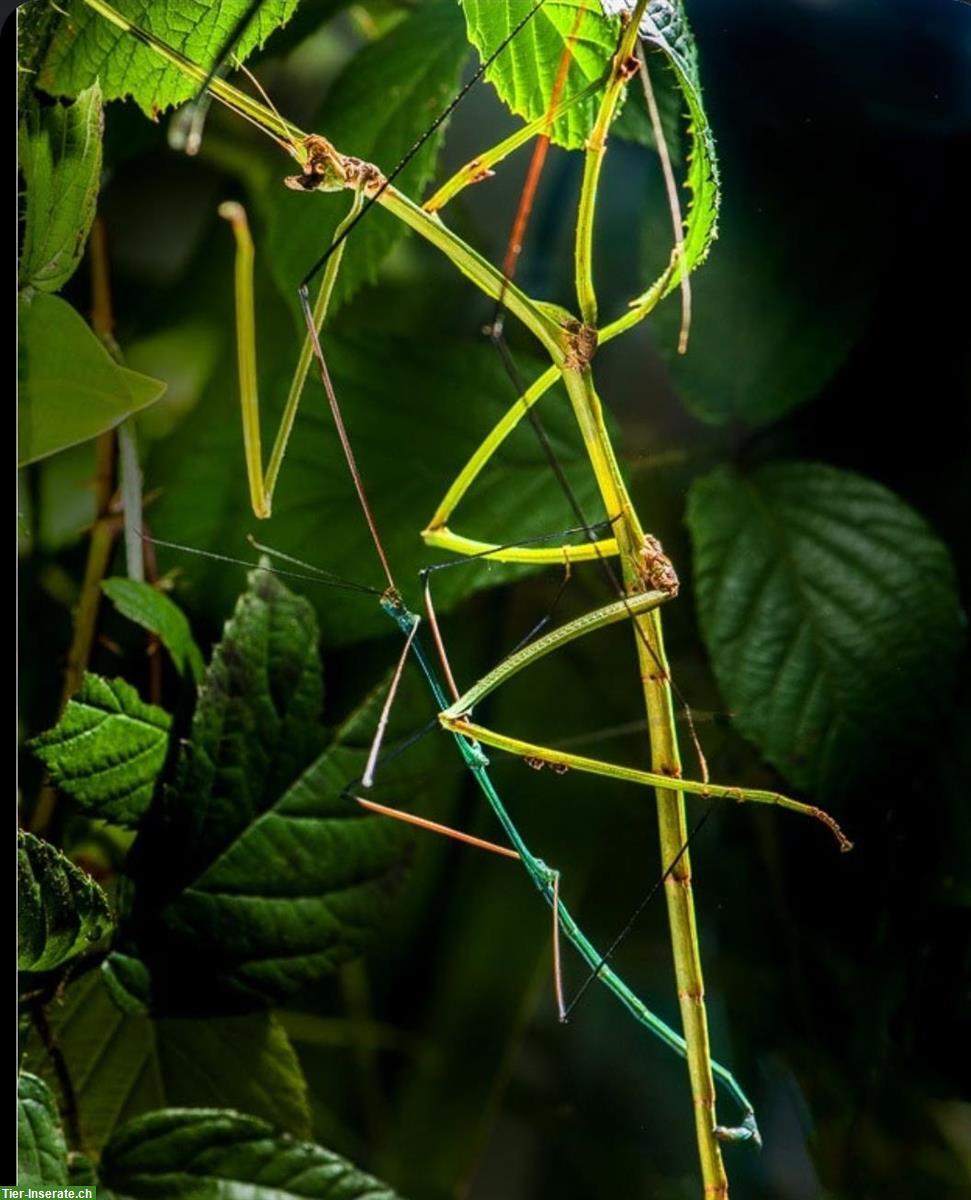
xmin=126 ymin=566 xmax=407 ymax=1008
xmin=18 ymin=292 xmax=166 ymax=466
xmin=266 ymin=0 xmax=469 ymax=314
xmin=653 ymin=188 xmax=869 ymax=425
xmin=24 ymin=966 xmax=311 ymax=1147
xmin=30 ymin=674 xmax=171 ymax=827
xmin=18 ymin=1073 xmax=68 ymax=1187
xmin=149 ymin=327 xmax=603 ymax=648
xmin=39 ymin=0 xmax=300 ymax=116
xmin=687 ymin=463 xmax=965 ymax=795
xmin=18 ymin=82 xmax=103 ymax=294
xmin=100 ymin=1108 xmax=401 ymax=1199
xmin=18 ymin=830 xmax=113 ymax=974
xmin=102 ymin=578 xmax=205 ymax=682
xmin=459 ymin=0 xmax=618 ymax=149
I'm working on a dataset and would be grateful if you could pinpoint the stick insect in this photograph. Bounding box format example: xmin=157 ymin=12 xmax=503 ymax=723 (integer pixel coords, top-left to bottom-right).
xmin=71 ymin=1 xmax=852 ymax=1193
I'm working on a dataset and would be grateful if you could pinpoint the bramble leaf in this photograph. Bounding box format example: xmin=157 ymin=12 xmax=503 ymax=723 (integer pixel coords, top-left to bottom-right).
xmin=18 ymin=82 xmax=103 ymax=294
xmin=687 ymin=463 xmax=965 ymax=796
xmin=39 ymin=0 xmax=300 ymax=116
xmin=30 ymin=674 xmax=171 ymax=827
xmin=266 ymin=0 xmax=469 ymax=314
xmin=18 ymin=831 xmax=113 ymax=974
xmin=459 ymin=0 xmax=619 ymax=149
xmin=18 ymin=292 xmax=166 ymax=465
xmin=18 ymin=1073 xmax=68 ymax=1187
xmin=22 ymin=965 xmax=311 ymax=1146
xmin=100 ymin=1108 xmax=402 ymax=1199
xmin=125 ymin=566 xmax=408 ymax=1007
xmin=103 ymin=578 xmax=206 ymax=683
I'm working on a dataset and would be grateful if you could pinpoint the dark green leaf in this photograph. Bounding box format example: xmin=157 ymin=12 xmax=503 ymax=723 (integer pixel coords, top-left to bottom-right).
xmin=18 ymin=291 xmax=166 ymax=465
xmin=30 ymin=673 xmax=172 ymax=827
xmin=149 ymin=329 xmax=604 ymax=648
xmin=651 ymin=187 xmax=869 ymax=426
xmin=459 ymin=0 xmax=619 ymax=149
xmin=18 ymin=830 xmax=113 ymax=974
xmin=100 ymin=1108 xmax=401 ymax=1199
xmin=266 ymin=0 xmax=469 ymax=313
xmin=39 ymin=0 xmax=300 ymax=117
xmin=127 ymin=566 xmax=407 ymax=1006
xmin=103 ymin=577 xmax=206 ymax=683
xmin=18 ymin=1073 xmax=68 ymax=1187
xmin=23 ymin=965 xmax=311 ymax=1146
xmin=687 ymin=463 xmax=965 ymax=795
xmin=19 ymin=82 xmax=103 ymax=294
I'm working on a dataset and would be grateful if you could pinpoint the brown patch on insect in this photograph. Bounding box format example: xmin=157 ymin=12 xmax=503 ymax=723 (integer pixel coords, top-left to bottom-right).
xmin=285 ymin=134 xmax=348 ymax=192
xmin=467 ymin=159 xmax=496 ymax=185
xmin=617 ymin=54 xmax=640 ymax=83
xmin=343 ymin=155 xmax=387 ymax=195
xmin=658 ymin=762 xmax=682 ymax=779
xmin=562 ymin=318 xmax=598 ymax=370
xmin=639 ymin=534 xmax=679 ymax=595
xmin=524 ymin=756 xmax=570 ymax=775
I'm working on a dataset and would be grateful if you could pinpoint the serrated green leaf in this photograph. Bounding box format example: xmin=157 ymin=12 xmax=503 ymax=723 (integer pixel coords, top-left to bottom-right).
xmin=100 ymin=1108 xmax=401 ymax=1199
xmin=18 ymin=1072 xmax=69 ymax=1187
xmin=18 ymin=830 xmax=113 ymax=974
xmin=687 ymin=463 xmax=965 ymax=796
xmin=39 ymin=0 xmax=300 ymax=117
xmin=18 ymin=291 xmax=166 ymax=466
xmin=125 ymin=566 xmax=408 ymax=1007
xmin=624 ymin=1 xmax=721 ymax=312
xmin=266 ymin=0 xmax=469 ymax=314
xmin=23 ymin=965 xmax=311 ymax=1147
xmin=148 ymin=329 xmax=604 ymax=648
xmin=459 ymin=0 xmax=618 ymax=149
xmin=30 ymin=673 xmax=172 ymax=827
xmin=103 ymin=577 xmax=206 ymax=683
xmin=19 ymin=82 xmax=103 ymax=293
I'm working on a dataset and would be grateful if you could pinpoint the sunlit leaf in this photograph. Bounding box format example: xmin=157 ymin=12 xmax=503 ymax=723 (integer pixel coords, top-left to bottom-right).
xmin=30 ymin=674 xmax=171 ymax=827
xmin=39 ymin=0 xmax=300 ymax=116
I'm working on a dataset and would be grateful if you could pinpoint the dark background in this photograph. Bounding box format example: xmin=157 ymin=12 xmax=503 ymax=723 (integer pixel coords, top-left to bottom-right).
xmin=18 ymin=2 xmax=970 ymax=1197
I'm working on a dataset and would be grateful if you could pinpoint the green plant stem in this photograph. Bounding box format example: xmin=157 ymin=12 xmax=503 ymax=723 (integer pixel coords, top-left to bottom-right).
xmin=561 ymin=359 xmax=730 ymax=1197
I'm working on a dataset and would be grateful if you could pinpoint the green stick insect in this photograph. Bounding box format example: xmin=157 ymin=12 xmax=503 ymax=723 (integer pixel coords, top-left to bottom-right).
xmin=69 ymin=1 xmax=852 ymax=1193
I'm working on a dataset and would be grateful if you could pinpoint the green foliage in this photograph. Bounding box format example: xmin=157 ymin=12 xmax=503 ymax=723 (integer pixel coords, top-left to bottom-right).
xmin=18 ymin=292 xmax=165 ymax=465
xmin=23 ymin=966 xmax=311 ymax=1146
xmin=102 ymin=578 xmax=206 ymax=682
xmin=266 ymin=0 xmax=469 ymax=314
xmin=18 ymin=1073 xmax=68 ymax=1187
xmin=39 ymin=0 xmax=300 ymax=115
xmin=100 ymin=1108 xmax=402 ymax=1198
xmin=126 ymin=565 xmax=408 ymax=1007
xmin=18 ymin=82 xmax=103 ymax=294
xmin=459 ymin=0 xmax=620 ymax=149
xmin=687 ymin=463 xmax=964 ymax=795
xmin=31 ymin=674 xmax=172 ymax=827
xmin=18 ymin=830 xmax=113 ymax=975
